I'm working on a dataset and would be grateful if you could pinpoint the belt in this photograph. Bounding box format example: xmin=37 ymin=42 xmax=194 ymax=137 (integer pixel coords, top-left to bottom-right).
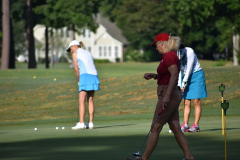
xmin=159 ymin=85 xmax=181 ymax=90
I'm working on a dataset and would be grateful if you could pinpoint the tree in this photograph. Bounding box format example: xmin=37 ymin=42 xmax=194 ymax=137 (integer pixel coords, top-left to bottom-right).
xmin=45 ymin=27 xmax=49 ymax=68
xmin=215 ymin=0 xmax=240 ymax=66
xmin=1 ymin=0 xmax=10 ymax=69
xmin=34 ymin=0 xmax=100 ymax=68
xmin=26 ymin=0 xmax=36 ymax=68
xmin=11 ymin=0 xmax=28 ymax=62
xmin=99 ymin=0 xmax=125 ymax=22
xmin=169 ymin=0 xmax=240 ymax=64
xmin=109 ymin=0 xmax=178 ymax=61
xmin=9 ymin=19 xmax=16 ymax=69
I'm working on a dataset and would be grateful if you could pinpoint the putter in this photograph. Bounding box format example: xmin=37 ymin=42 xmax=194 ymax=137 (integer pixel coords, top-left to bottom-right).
xmin=132 ymin=107 xmax=164 ymax=159
xmin=77 ymin=106 xmax=79 ymax=122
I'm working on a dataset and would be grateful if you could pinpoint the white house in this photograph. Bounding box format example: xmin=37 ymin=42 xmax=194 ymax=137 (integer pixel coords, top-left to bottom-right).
xmin=33 ymin=15 xmax=128 ymax=63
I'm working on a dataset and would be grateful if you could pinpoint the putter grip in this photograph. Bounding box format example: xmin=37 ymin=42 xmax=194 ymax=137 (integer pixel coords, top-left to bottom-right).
xmin=158 ymin=107 xmax=164 ymax=115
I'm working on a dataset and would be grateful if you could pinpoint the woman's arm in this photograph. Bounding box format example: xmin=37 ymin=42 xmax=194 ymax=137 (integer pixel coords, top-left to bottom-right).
xmin=143 ymin=73 xmax=157 ymax=80
xmin=72 ymin=52 xmax=79 ymax=82
xmin=182 ymin=48 xmax=195 ymax=85
xmin=162 ymin=64 xmax=178 ymax=108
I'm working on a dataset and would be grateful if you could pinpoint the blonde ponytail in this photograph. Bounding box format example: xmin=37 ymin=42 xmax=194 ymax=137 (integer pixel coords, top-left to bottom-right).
xmin=166 ymin=36 xmax=181 ymax=52
xmin=79 ymin=41 xmax=85 ymax=48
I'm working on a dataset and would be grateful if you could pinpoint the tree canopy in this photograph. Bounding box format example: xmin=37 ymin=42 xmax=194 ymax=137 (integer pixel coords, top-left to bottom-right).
xmin=34 ymin=0 xmax=100 ymax=32
xmin=2 ymin=0 xmax=240 ymax=68
xmin=101 ymin=0 xmax=240 ymax=62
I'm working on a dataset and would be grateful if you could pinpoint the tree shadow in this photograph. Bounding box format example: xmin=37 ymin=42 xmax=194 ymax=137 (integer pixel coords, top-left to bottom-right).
xmin=201 ymin=127 xmax=240 ymax=132
xmin=0 ymin=132 xmax=239 ymax=160
xmin=94 ymin=124 xmax=135 ymax=129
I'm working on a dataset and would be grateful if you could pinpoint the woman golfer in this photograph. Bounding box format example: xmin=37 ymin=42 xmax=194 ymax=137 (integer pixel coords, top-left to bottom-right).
xmin=142 ymin=33 xmax=194 ymax=160
xmin=178 ymin=44 xmax=207 ymax=132
xmin=66 ymin=40 xmax=100 ymax=130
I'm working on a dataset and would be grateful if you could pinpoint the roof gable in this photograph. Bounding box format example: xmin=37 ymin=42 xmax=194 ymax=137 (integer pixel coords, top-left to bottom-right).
xmin=96 ymin=14 xmax=128 ymax=45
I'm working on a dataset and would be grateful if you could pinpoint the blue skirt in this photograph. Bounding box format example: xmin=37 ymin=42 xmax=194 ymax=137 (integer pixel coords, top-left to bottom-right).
xmin=79 ymin=74 xmax=100 ymax=92
xmin=183 ymin=70 xmax=207 ymax=99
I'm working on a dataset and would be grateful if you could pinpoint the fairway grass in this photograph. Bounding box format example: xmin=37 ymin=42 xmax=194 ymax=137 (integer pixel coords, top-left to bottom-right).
xmin=1 ymin=62 xmax=240 ymax=160
xmin=0 ymin=116 xmax=239 ymax=160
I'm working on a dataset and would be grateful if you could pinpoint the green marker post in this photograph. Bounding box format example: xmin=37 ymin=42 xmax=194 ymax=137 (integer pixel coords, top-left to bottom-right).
xmin=219 ymin=84 xmax=225 ymax=135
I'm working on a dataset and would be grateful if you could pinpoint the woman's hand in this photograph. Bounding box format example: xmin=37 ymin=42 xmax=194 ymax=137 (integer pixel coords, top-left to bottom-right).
xmin=143 ymin=73 xmax=156 ymax=80
xmin=162 ymin=94 xmax=170 ymax=110
xmin=181 ymin=88 xmax=185 ymax=95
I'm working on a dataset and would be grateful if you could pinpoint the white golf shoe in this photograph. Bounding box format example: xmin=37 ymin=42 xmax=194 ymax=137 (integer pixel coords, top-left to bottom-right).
xmin=86 ymin=122 xmax=94 ymax=129
xmin=71 ymin=122 xmax=86 ymax=130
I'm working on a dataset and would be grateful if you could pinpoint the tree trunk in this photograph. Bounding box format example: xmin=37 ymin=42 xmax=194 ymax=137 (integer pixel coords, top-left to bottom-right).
xmin=50 ymin=28 xmax=54 ymax=68
xmin=225 ymin=45 xmax=228 ymax=61
xmin=233 ymin=28 xmax=239 ymax=66
xmin=45 ymin=27 xmax=49 ymax=68
xmin=26 ymin=0 xmax=36 ymax=68
xmin=9 ymin=18 xmax=15 ymax=69
xmin=70 ymin=23 xmax=75 ymax=40
xmin=1 ymin=0 xmax=10 ymax=70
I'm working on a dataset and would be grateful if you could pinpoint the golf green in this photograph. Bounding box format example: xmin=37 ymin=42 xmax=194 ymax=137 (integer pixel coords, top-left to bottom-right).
xmin=1 ymin=62 xmax=240 ymax=160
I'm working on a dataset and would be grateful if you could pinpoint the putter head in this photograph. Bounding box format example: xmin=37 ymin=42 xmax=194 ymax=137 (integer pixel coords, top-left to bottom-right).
xmin=133 ymin=152 xmax=141 ymax=157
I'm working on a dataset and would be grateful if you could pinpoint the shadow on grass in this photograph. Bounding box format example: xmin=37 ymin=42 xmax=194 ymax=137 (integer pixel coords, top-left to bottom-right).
xmin=94 ymin=124 xmax=135 ymax=129
xmin=0 ymin=134 xmax=239 ymax=160
xmin=202 ymin=127 xmax=240 ymax=132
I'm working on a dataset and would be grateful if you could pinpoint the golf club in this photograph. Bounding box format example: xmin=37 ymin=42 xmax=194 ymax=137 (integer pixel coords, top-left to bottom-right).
xmin=132 ymin=107 xmax=164 ymax=159
xmin=77 ymin=106 xmax=79 ymax=122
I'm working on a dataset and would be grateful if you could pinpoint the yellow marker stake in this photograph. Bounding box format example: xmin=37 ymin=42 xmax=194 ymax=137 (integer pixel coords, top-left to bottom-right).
xmin=222 ymin=97 xmax=224 ymax=135
xmin=219 ymin=84 xmax=225 ymax=136
xmin=221 ymin=100 xmax=229 ymax=160
xmin=224 ymin=115 xmax=227 ymax=160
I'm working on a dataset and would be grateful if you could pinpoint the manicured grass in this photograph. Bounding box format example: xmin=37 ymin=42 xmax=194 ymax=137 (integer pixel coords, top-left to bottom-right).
xmin=0 ymin=117 xmax=239 ymax=160
xmin=0 ymin=61 xmax=240 ymax=160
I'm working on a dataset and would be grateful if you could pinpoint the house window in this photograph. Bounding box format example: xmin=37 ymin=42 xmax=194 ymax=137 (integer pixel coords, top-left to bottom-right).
xmin=115 ymin=46 xmax=118 ymax=57
xmin=109 ymin=46 xmax=111 ymax=57
xmin=99 ymin=46 xmax=102 ymax=57
xmin=104 ymin=46 xmax=106 ymax=57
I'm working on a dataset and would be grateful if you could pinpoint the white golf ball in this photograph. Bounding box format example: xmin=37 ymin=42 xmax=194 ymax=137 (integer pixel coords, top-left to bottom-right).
xmin=56 ymin=127 xmax=59 ymax=130
xmin=62 ymin=127 xmax=65 ymax=130
xmin=169 ymin=130 xmax=172 ymax=133
xmin=34 ymin=128 xmax=37 ymax=131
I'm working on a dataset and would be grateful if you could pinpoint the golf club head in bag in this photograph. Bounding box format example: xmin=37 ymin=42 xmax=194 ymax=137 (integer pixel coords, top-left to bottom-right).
xmin=129 ymin=107 xmax=164 ymax=159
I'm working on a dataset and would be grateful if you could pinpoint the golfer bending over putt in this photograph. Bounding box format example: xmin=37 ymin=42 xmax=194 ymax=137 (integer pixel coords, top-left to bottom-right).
xmin=66 ymin=40 xmax=100 ymax=130
xmin=142 ymin=33 xmax=194 ymax=160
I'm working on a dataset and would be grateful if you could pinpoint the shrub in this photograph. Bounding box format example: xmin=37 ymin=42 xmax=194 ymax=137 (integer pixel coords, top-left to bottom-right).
xmin=212 ymin=59 xmax=227 ymax=66
xmin=94 ymin=59 xmax=110 ymax=64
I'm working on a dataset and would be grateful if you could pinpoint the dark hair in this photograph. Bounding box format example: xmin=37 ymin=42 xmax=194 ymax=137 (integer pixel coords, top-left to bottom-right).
xmin=179 ymin=43 xmax=185 ymax=49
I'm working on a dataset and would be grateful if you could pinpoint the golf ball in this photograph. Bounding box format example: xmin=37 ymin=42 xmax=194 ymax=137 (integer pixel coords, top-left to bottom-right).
xmin=34 ymin=128 xmax=37 ymax=131
xmin=56 ymin=127 xmax=59 ymax=130
xmin=62 ymin=127 xmax=65 ymax=130
xmin=166 ymin=130 xmax=172 ymax=133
